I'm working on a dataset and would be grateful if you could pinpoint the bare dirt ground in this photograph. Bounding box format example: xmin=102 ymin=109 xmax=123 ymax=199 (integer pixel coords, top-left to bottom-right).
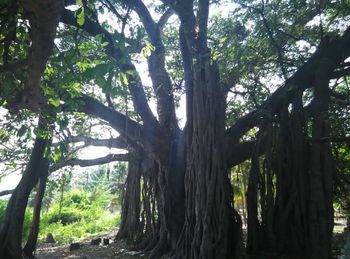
xmin=35 ymin=238 xmax=147 ymax=259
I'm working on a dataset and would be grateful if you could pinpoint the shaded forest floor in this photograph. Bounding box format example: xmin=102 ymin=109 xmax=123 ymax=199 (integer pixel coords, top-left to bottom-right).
xmin=35 ymin=219 xmax=349 ymax=259
xmin=35 ymin=239 xmax=147 ymax=259
xmin=35 ymin=229 xmax=146 ymax=259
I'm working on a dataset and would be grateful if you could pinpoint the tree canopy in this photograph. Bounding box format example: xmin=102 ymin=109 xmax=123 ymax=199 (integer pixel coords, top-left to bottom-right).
xmin=0 ymin=0 xmax=350 ymax=258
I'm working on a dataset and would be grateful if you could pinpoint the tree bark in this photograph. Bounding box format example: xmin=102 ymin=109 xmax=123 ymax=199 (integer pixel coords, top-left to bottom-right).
xmin=117 ymin=148 xmax=143 ymax=242
xmin=8 ymin=0 xmax=64 ymax=110
xmin=147 ymin=131 xmax=186 ymax=258
xmin=308 ymin=50 xmax=334 ymax=259
xmin=23 ymin=156 xmax=50 ymax=258
xmin=0 ymin=117 xmax=50 ymax=259
xmin=176 ymin=54 xmax=243 ymax=258
xmin=246 ymin=143 xmax=263 ymax=255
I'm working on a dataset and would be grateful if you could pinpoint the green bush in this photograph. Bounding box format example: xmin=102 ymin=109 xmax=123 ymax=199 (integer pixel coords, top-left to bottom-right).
xmin=46 ymin=207 xmax=82 ymax=225
xmin=39 ymin=212 xmax=120 ymax=244
xmin=62 ymin=189 xmax=90 ymax=208
xmin=37 ymin=188 xmax=121 ymax=244
xmin=23 ymin=209 xmax=33 ymax=240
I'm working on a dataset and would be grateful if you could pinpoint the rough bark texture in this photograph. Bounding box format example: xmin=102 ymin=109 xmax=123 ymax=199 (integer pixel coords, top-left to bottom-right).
xmin=176 ymin=55 xmax=243 ymax=258
xmin=0 ymin=118 xmax=50 ymax=259
xmin=246 ymin=79 xmax=334 ymax=258
xmin=308 ymin=50 xmax=334 ymax=259
xmin=117 ymin=149 xmax=143 ymax=242
xmin=23 ymin=158 xmax=50 ymax=258
xmin=271 ymin=102 xmax=311 ymax=257
xmin=246 ymin=139 xmax=263 ymax=254
xmin=138 ymin=162 xmax=159 ymax=251
xmin=9 ymin=0 xmax=64 ymax=110
xmin=146 ymin=131 xmax=185 ymax=258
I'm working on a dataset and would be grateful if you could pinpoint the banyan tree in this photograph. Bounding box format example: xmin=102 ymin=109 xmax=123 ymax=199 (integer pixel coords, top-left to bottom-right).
xmin=0 ymin=0 xmax=350 ymax=258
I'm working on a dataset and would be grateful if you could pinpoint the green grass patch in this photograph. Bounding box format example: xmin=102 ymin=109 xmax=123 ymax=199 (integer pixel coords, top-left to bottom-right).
xmin=38 ymin=212 xmax=120 ymax=244
xmin=37 ymin=188 xmax=120 ymax=244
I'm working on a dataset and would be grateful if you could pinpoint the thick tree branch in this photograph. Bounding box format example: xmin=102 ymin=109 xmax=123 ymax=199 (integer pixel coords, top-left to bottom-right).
xmin=162 ymin=0 xmax=196 ymax=50
xmin=227 ymin=137 xmax=268 ymax=168
xmin=0 ymin=189 xmax=14 ymax=197
xmin=79 ymin=94 xmax=161 ymax=157
xmin=197 ymin=0 xmax=209 ymax=53
xmin=157 ymin=8 xmax=174 ymax=31
xmin=121 ymin=0 xmax=178 ymax=129
xmin=226 ymin=26 xmax=350 ymax=143
xmin=14 ymin=0 xmax=64 ymax=110
xmin=332 ymin=67 xmax=350 ymax=78
xmin=120 ymin=0 xmax=157 ymax=43
xmin=79 ymin=94 xmax=142 ymax=142
xmin=67 ymin=135 xmax=128 ymax=149
xmin=0 ymin=59 xmax=28 ymax=74
xmin=51 ymin=153 xmax=130 ymax=172
xmin=61 ymin=9 xmax=159 ymax=129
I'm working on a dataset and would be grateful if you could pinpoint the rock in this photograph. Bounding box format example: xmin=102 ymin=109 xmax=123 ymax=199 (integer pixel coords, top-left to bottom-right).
xmin=90 ymin=237 xmax=101 ymax=245
xmin=103 ymin=238 xmax=110 ymax=246
xmin=70 ymin=242 xmax=82 ymax=251
xmin=45 ymin=233 xmax=56 ymax=243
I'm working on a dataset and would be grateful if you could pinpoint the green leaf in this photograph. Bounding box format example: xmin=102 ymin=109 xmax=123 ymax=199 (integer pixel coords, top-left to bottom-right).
xmin=69 ymin=82 xmax=81 ymax=97
xmin=94 ymin=34 xmax=103 ymax=42
xmin=53 ymin=149 xmax=61 ymax=163
xmin=76 ymin=7 xmax=85 ymax=26
xmin=141 ymin=42 xmax=155 ymax=58
xmin=0 ymin=128 xmax=8 ymax=142
xmin=118 ymin=73 xmax=128 ymax=86
xmin=48 ymin=98 xmax=60 ymax=107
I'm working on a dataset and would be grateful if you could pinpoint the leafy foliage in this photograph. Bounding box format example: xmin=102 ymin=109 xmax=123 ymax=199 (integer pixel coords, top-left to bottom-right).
xmin=38 ymin=186 xmax=120 ymax=244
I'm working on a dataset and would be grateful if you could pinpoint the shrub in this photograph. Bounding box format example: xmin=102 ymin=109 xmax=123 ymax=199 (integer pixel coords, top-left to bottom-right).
xmin=62 ymin=189 xmax=90 ymax=209
xmin=37 ymin=187 xmax=121 ymax=244
xmin=47 ymin=208 xmax=82 ymax=225
xmin=23 ymin=209 xmax=33 ymax=240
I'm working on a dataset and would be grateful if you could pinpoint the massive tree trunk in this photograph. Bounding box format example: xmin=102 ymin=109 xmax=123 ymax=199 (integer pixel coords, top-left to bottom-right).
xmin=308 ymin=53 xmax=334 ymax=259
xmin=0 ymin=117 xmax=51 ymax=259
xmin=147 ymin=131 xmax=186 ymax=258
xmin=178 ymin=56 xmax=242 ymax=258
xmin=175 ymin=26 xmax=243 ymax=257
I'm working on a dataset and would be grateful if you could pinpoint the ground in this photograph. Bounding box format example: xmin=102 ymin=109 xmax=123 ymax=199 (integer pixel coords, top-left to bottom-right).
xmin=35 ymin=238 xmax=147 ymax=259
xmin=35 ymin=219 xmax=349 ymax=258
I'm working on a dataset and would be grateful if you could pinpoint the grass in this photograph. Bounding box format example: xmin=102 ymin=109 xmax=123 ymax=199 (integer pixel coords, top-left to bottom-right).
xmin=0 ymin=188 xmax=121 ymax=244
xmin=36 ymin=188 xmax=121 ymax=244
xmin=38 ymin=211 xmax=120 ymax=244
